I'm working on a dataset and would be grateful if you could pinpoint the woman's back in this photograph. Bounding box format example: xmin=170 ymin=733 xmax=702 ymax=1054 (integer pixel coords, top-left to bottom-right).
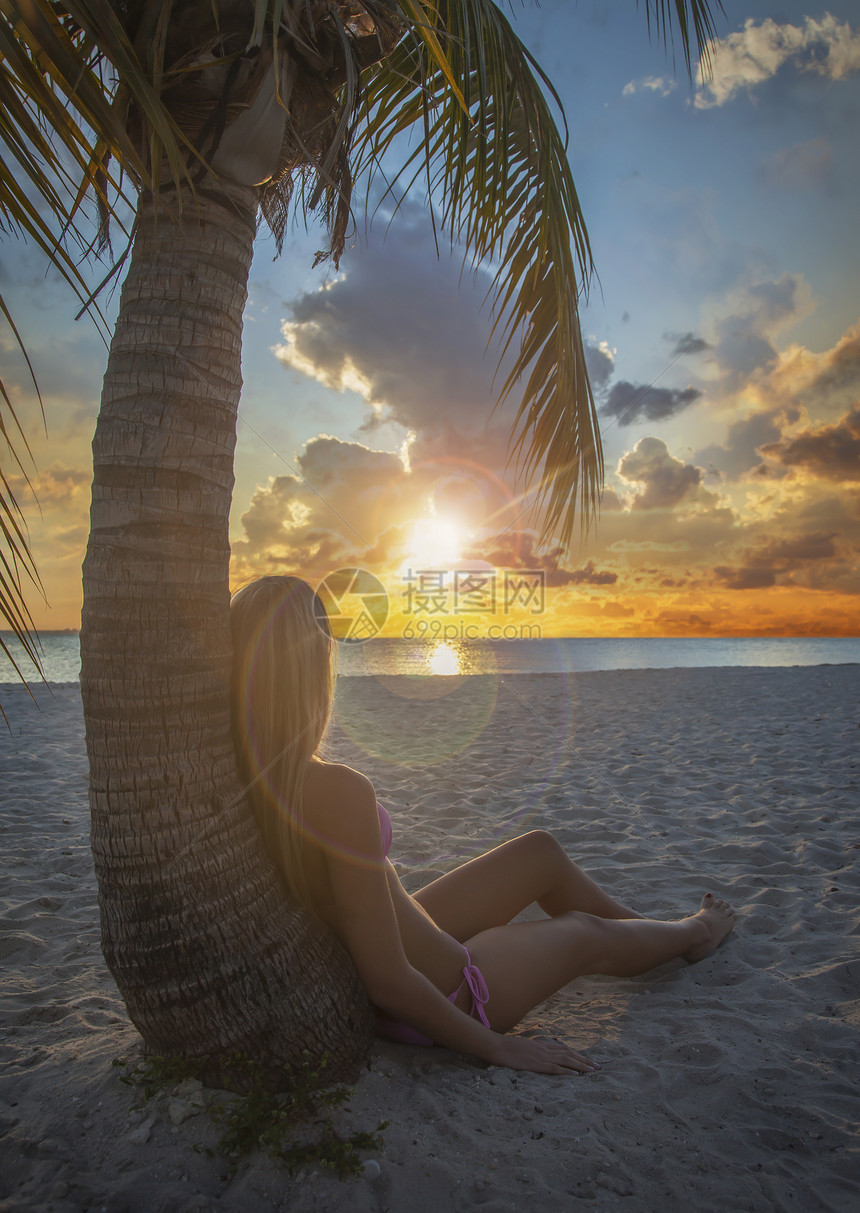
xmin=300 ymin=757 xmax=471 ymax=997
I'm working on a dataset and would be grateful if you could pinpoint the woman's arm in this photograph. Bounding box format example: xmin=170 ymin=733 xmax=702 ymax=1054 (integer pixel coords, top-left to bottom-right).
xmin=307 ymin=764 xmax=597 ymax=1075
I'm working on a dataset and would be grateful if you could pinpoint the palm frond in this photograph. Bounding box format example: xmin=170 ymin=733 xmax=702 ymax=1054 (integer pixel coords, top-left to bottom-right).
xmin=346 ymin=0 xmax=722 ymax=550
xmin=350 ymin=0 xmax=600 ymax=548
xmin=640 ymin=0 xmax=725 ymax=76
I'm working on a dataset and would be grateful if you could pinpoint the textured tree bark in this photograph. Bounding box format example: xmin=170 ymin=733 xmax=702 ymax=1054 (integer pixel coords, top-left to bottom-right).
xmin=80 ymin=184 xmax=373 ymax=1086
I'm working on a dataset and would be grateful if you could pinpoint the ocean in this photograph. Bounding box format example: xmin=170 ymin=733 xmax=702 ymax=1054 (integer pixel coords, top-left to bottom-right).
xmin=2 ymin=631 xmax=859 ymax=684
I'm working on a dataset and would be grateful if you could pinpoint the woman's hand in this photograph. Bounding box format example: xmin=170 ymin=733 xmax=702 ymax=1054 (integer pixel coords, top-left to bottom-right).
xmin=488 ymin=1033 xmax=600 ymax=1075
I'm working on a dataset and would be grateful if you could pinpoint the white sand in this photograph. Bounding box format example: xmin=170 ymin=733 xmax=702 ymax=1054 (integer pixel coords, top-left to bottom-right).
xmin=1 ymin=667 xmax=858 ymax=1212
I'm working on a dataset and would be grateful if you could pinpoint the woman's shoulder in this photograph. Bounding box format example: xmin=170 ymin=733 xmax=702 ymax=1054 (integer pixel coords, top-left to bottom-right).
xmin=302 ymin=758 xmax=377 ymax=831
xmin=302 ymin=760 xmax=382 ymax=859
xmin=304 ymin=756 xmax=373 ymax=798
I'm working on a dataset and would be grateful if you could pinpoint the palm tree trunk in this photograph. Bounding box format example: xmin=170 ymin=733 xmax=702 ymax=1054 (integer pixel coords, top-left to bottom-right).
xmin=80 ymin=184 xmax=373 ymax=1085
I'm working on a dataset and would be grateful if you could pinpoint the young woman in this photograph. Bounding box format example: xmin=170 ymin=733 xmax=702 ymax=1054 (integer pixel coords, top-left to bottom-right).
xmin=230 ymin=575 xmax=736 ymax=1076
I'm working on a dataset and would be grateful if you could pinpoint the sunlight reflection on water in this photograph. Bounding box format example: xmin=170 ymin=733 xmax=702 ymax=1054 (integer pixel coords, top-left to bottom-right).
xmin=427 ymin=642 xmax=461 ymax=676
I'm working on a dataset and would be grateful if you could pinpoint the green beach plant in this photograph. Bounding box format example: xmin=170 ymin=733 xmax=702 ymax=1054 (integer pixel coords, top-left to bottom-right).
xmin=116 ymin=1051 xmax=388 ymax=1179
xmin=1 ymin=1 xmax=723 ymax=1082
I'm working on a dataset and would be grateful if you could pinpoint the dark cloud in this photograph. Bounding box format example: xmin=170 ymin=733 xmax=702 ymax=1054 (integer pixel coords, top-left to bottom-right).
xmin=275 ymin=203 xmax=501 ymax=437
xmin=665 ymin=331 xmax=712 ymax=357
xmin=750 ymin=531 xmax=840 ymax=567
xmin=716 ymin=331 xmax=778 ymax=382
xmin=559 ymin=560 xmax=618 ymax=586
xmin=805 ymin=325 xmax=860 ymax=404
xmin=617 ymin=438 xmax=704 ymax=509
xmin=601 ymin=381 xmax=701 ymax=426
xmin=239 ymin=474 xmax=303 ymax=555
xmin=794 ymin=490 xmax=860 ymax=533
xmin=297 ymin=434 xmax=404 ymax=492
xmin=696 ymin=406 xmax=800 ymax=480
xmin=711 ymin=275 xmax=807 ymax=387
xmin=404 ymin=420 xmax=514 ymax=491
xmin=464 ymin=532 xmax=616 ymax=587
xmin=715 ymin=530 xmax=841 ymax=590
xmin=714 ymin=566 xmax=776 ymax=590
xmin=760 ymin=406 xmax=860 ymax=481
xmin=584 ymin=341 xmax=615 ymax=390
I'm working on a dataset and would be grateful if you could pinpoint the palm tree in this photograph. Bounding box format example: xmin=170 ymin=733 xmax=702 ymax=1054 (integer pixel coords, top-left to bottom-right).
xmin=1 ymin=1 xmax=721 ymax=1083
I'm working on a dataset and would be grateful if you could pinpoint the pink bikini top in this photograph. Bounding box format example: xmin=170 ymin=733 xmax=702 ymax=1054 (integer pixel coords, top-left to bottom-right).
xmin=377 ymin=802 xmax=392 ymax=859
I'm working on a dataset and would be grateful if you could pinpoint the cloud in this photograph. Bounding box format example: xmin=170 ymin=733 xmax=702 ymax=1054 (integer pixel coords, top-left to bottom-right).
xmin=294 ymin=434 xmax=404 ymax=496
xmin=760 ymin=406 xmax=860 ymax=481
xmin=464 ymin=531 xmax=616 ymax=587
xmin=760 ymin=137 xmax=834 ymax=193
xmin=709 ymin=318 xmax=860 ymax=424
xmin=601 ymin=381 xmax=701 ymax=426
xmin=756 ymin=532 xmax=840 ymax=564
xmin=584 ymin=340 xmax=615 ymax=390
xmin=622 ymin=75 xmax=677 ymax=98
xmin=801 ymin=323 xmax=860 ymax=409
xmin=273 ymin=203 xmax=501 ymax=439
xmin=708 ymin=274 xmax=812 ymax=389
xmin=695 ymin=406 xmax=800 ymax=480
xmin=696 ymin=14 xmax=860 ymax=108
xmin=560 ymin=560 xmax=618 ymax=587
xmin=233 ymin=435 xmax=408 ymax=571
xmin=617 ymin=438 xmax=707 ymax=510
xmin=8 ymin=463 xmax=90 ymax=510
xmin=715 ymin=530 xmax=841 ymax=590
xmin=665 ymin=331 xmax=711 ymax=357
xmin=588 ymin=279 xmax=810 ymax=438
xmin=713 ymin=564 xmax=776 ymax=590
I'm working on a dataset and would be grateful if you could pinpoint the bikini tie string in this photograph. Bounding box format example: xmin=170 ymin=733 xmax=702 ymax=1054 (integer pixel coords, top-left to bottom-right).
xmin=459 ymin=949 xmax=491 ymax=1028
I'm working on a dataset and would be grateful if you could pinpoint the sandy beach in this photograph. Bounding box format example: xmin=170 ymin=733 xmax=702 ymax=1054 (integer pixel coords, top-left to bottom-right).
xmin=1 ymin=665 xmax=858 ymax=1212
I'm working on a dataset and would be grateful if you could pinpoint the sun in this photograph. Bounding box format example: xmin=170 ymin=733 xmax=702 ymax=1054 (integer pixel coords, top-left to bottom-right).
xmin=400 ymin=509 xmax=466 ymax=573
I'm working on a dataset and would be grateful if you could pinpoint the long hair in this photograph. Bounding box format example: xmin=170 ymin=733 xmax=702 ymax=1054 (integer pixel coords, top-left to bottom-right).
xmin=230 ymin=576 xmax=335 ymax=907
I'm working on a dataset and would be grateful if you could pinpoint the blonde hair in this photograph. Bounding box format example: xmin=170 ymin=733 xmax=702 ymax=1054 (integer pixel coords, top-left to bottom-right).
xmin=229 ymin=576 xmax=335 ymax=907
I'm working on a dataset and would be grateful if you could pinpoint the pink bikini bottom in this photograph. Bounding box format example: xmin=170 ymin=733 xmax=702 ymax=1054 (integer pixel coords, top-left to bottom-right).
xmin=375 ymin=946 xmax=491 ymax=1047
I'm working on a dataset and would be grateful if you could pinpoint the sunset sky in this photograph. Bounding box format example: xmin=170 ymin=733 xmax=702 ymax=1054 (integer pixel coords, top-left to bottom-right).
xmin=3 ymin=0 xmax=859 ymax=638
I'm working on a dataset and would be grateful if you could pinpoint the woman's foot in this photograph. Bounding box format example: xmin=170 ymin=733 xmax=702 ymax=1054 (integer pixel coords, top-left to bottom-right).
xmin=683 ymin=893 xmax=737 ymax=962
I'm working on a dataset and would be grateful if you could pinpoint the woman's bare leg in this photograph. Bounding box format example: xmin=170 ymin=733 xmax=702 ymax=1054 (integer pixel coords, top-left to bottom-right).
xmin=459 ymin=894 xmax=736 ymax=1032
xmin=414 ymin=830 xmax=641 ymax=942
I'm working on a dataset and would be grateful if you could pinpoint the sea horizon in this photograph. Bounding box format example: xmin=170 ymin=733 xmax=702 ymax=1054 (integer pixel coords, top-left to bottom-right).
xmin=3 ymin=631 xmax=859 ymax=684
